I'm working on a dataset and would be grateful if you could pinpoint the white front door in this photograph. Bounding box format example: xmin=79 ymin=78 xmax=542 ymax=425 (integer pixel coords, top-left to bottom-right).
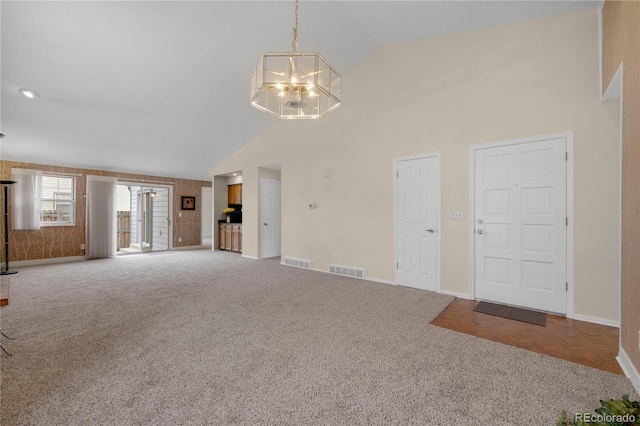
xmin=396 ymin=156 xmax=439 ymax=291
xmin=474 ymin=137 xmax=567 ymax=314
xmin=261 ymin=180 xmax=281 ymax=258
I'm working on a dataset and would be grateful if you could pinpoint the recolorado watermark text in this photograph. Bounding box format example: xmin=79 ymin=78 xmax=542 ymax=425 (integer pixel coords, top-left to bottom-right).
xmin=574 ymin=412 xmax=636 ymax=423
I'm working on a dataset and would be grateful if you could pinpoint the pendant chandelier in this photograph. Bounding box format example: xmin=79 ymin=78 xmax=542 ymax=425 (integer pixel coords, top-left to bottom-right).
xmin=251 ymin=0 xmax=341 ymax=119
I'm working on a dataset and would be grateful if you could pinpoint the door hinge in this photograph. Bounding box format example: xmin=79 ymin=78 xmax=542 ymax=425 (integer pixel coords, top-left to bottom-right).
xmin=565 ymin=152 xmax=568 ymax=161
xmin=566 ymin=282 xmax=568 ymax=291
xmin=396 ymin=262 xmax=399 ymax=269
xmin=566 ymin=217 xmax=568 ymax=226
xmin=396 ymin=171 xmax=399 ymax=178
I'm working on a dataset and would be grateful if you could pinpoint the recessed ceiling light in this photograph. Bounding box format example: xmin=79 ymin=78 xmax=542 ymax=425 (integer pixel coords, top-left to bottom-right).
xmin=19 ymin=88 xmax=39 ymax=99
xmin=233 ymin=173 xmax=238 ymax=176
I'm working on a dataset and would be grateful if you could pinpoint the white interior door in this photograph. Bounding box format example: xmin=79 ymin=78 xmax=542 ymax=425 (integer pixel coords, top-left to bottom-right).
xmin=474 ymin=138 xmax=567 ymax=313
xmin=261 ymin=180 xmax=281 ymax=258
xmin=396 ymin=156 xmax=439 ymax=291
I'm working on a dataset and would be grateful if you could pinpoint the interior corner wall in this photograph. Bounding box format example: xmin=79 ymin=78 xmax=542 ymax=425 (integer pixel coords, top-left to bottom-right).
xmin=241 ymin=168 xmax=259 ymax=258
xmin=0 ymin=160 xmax=211 ymax=260
xmin=602 ymin=0 xmax=640 ymax=372
xmin=213 ymin=9 xmax=621 ymax=322
xmin=212 ymin=176 xmax=228 ymax=250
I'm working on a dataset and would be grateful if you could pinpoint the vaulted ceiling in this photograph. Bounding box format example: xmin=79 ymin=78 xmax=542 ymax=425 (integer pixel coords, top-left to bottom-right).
xmin=1 ymin=1 xmax=599 ymax=180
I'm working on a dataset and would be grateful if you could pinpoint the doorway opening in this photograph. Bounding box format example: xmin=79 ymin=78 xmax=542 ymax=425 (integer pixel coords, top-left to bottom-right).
xmin=117 ymin=184 xmax=172 ymax=254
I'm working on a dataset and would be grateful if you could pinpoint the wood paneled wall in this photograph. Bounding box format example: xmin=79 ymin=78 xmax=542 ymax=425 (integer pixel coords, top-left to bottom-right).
xmin=0 ymin=160 xmax=211 ymax=261
xmin=602 ymin=0 xmax=640 ymax=372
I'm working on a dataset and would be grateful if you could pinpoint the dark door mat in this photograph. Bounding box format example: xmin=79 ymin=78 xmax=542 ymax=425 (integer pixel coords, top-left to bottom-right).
xmin=474 ymin=301 xmax=547 ymax=326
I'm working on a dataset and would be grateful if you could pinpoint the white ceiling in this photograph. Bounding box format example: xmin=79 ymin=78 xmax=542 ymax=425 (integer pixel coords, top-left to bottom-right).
xmin=1 ymin=1 xmax=599 ymax=180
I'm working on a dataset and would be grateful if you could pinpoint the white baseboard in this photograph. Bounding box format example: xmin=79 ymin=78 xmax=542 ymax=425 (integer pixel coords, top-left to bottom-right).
xmin=364 ymin=277 xmax=396 ymax=286
xmin=12 ymin=256 xmax=86 ymax=268
xmin=173 ymin=245 xmax=206 ymax=251
xmin=572 ymin=314 xmax=620 ymax=328
xmin=242 ymin=255 xmax=259 ymax=260
xmin=438 ymin=289 xmax=472 ymax=299
xmin=307 ymin=266 xmax=396 ymax=286
xmin=617 ymin=346 xmax=640 ymax=396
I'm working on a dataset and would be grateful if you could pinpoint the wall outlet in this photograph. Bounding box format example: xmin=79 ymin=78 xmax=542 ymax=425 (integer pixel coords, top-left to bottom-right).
xmin=447 ymin=210 xmax=464 ymax=220
xmin=178 ymin=212 xmax=182 ymax=217
xmin=178 ymin=237 xmax=182 ymax=243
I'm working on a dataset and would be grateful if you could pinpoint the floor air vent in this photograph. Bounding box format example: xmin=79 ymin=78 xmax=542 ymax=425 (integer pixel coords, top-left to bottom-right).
xmin=284 ymin=257 xmax=311 ymax=269
xmin=329 ymin=264 xmax=365 ymax=279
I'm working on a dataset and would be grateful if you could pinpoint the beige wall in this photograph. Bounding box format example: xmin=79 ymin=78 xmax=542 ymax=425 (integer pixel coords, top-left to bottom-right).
xmin=213 ymin=10 xmax=621 ymax=321
xmin=0 ymin=160 xmax=211 ymax=261
xmin=602 ymin=1 xmax=640 ymax=371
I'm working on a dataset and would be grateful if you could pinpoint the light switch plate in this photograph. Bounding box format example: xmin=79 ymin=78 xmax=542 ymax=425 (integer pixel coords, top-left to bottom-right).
xmin=447 ymin=210 xmax=464 ymax=220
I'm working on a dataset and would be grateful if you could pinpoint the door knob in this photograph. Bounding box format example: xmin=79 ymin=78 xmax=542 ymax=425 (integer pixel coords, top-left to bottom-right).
xmin=477 ymin=229 xmax=484 ymax=234
xmin=426 ymin=229 xmax=435 ymax=233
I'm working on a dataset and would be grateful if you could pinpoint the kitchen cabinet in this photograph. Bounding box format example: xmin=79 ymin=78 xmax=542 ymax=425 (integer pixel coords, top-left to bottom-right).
xmin=231 ymin=225 xmax=240 ymax=252
xmin=219 ymin=224 xmax=226 ymax=250
xmin=235 ymin=185 xmax=242 ymax=205
xmin=228 ymin=184 xmax=242 ymax=205
xmin=225 ymin=225 xmax=232 ymax=250
xmin=219 ymin=223 xmax=242 ymax=253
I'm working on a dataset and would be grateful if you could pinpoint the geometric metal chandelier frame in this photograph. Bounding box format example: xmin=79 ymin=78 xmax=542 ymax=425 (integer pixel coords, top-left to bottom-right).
xmin=250 ymin=1 xmax=341 ymax=119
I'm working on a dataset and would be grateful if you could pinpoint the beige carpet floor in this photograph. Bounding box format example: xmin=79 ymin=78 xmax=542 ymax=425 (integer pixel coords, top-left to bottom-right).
xmin=0 ymin=250 xmax=636 ymax=425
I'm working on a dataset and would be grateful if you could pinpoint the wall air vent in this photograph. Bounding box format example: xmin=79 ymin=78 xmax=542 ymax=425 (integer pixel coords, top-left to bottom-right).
xmin=284 ymin=257 xmax=311 ymax=269
xmin=329 ymin=264 xmax=365 ymax=279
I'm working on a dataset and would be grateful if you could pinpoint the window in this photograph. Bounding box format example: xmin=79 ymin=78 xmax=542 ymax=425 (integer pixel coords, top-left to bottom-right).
xmin=40 ymin=175 xmax=75 ymax=226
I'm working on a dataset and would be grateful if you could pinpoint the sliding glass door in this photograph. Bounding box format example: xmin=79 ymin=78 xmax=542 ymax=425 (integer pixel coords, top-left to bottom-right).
xmin=117 ymin=184 xmax=171 ymax=254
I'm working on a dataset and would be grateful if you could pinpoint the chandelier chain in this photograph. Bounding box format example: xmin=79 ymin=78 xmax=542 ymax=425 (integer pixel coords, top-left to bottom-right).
xmin=291 ymin=0 xmax=299 ymax=53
